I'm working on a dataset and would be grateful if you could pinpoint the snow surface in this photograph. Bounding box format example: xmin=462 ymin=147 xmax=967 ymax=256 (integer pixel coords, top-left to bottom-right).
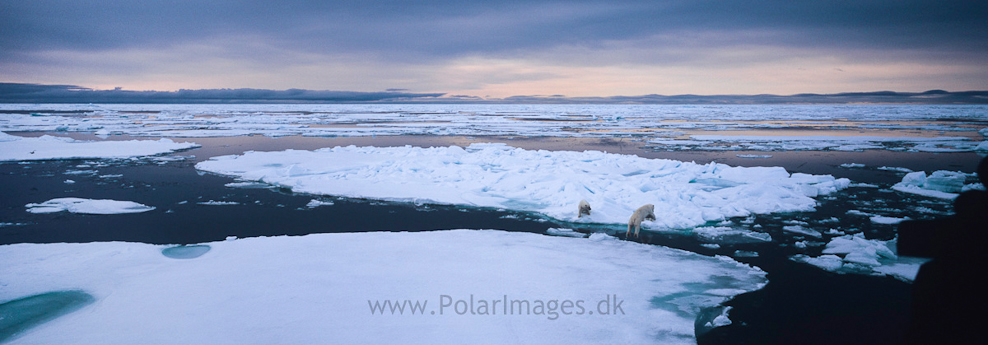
xmin=195 ymin=143 xmax=850 ymax=229
xmin=0 ymin=230 xmax=766 ymax=345
xmin=24 ymin=198 xmax=155 ymax=215
xmin=0 ymin=132 xmax=198 ymax=161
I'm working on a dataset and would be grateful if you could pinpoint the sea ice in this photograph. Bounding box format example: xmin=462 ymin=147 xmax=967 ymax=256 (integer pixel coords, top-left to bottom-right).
xmin=891 ymin=170 xmax=968 ymax=199
xmin=196 ymin=200 xmax=240 ymax=206
xmin=3 ymin=104 xmax=984 ymax=153
xmin=870 ymin=215 xmax=910 ymax=225
xmin=196 ymin=144 xmax=850 ymax=231
xmin=0 ymin=132 xmax=198 ymax=161
xmin=25 ymin=198 xmax=155 ymax=215
xmin=691 ymin=226 xmax=772 ymax=244
xmin=305 ymin=199 xmax=334 ymax=208
xmin=0 ymin=230 xmax=766 ymax=344
xmin=792 ymin=234 xmax=921 ymax=281
xmin=782 ymin=225 xmax=822 ymax=239
xmin=545 ymin=228 xmax=587 ymax=238
xmin=662 ymin=135 xmax=978 ymax=152
xmin=878 ymin=166 xmax=913 ymax=173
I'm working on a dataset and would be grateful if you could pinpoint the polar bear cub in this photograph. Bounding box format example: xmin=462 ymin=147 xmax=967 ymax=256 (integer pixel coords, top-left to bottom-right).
xmin=578 ymin=199 xmax=591 ymax=218
xmin=626 ymin=204 xmax=656 ymax=238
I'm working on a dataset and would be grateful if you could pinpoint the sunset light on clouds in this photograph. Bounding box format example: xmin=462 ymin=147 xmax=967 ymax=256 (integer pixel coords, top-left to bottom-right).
xmin=2 ymin=1 xmax=986 ymax=98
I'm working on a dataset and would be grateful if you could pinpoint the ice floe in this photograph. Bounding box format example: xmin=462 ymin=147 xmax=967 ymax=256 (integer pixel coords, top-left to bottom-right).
xmin=792 ymin=234 xmax=925 ymax=282
xmin=782 ymin=225 xmax=822 ymax=239
xmin=196 ymin=200 xmax=240 ymax=206
xmin=891 ymin=170 xmax=970 ymax=199
xmin=545 ymin=228 xmax=588 ymax=238
xmin=691 ymin=226 xmax=772 ymax=244
xmin=304 ymin=199 xmax=335 ymax=208
xmin=878 ymin=166 xmax=914 ymax=173
xmin=0 ymin=132 xmax=198 ymax=161
xmin=25 ymin=198 xmax=155 ymax=214
xmin=0 ymin=230 xmax=766 ymax=344
xmin=196 ymin=143 xmax=850 ymax=230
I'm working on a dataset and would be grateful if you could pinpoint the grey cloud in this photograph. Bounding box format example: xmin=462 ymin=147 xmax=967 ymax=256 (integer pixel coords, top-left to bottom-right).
xmin=2 ymin=0 xmax=985 ymax=61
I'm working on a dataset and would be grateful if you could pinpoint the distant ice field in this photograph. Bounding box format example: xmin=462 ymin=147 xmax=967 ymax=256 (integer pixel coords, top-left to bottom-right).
xmin=2 ymin=104 xmax=985 ymax=152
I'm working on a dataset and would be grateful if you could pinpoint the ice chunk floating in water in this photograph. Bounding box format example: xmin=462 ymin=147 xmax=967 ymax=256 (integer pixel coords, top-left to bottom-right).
xmin=0 ymin=230 xmax=766 ymax=344
xmin=792 ymin=234 xmax=926 ymax=282
xmin=25 ymin=198 xmax=155 ymax=214
xmin=891 ymin=170 xmax=970 ymax=199
xmin=196 ymin=143 xmax=849 ymax=230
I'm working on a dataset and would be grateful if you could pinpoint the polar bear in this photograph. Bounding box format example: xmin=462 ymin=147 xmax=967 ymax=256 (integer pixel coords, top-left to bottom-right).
xmin=578 ymin=199 xmax=591 ymax=218
xmin=626 ymin=204 xmax=656 ymax=238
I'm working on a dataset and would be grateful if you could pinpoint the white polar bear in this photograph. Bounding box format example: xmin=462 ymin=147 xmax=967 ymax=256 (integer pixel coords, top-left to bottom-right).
xmin=626 ymin=204 xmax=656 ymax=238
xmin=578 ymin=199 xmax=591 ymax=218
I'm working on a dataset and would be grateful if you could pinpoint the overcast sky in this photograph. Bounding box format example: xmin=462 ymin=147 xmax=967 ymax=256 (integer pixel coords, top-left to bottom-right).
xmin=2 ymin=0 xmax=986 ymax=97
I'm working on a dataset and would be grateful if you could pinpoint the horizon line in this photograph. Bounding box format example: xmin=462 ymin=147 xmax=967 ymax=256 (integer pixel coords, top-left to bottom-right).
xmin=2 ymin=82 xmax=987 ymax=105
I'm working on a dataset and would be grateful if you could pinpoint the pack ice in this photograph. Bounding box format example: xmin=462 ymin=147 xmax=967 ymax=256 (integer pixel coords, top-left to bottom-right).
xmin=196 ymin=143 xmax=850 ymax=229
xmin=0 ymin=230 xmax=766 ymax=344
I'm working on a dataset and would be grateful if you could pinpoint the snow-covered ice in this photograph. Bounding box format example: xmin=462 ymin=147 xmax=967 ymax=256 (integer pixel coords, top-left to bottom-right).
xmin=195 ymin=143 xmax=850 ymax=230
xmin=0 ymin=230 xmax=766 ymax=344
xmin=0 ymin=132 xmax=198 ymax=161
xmin=25 ymin=198 xmax=155 ymax=215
